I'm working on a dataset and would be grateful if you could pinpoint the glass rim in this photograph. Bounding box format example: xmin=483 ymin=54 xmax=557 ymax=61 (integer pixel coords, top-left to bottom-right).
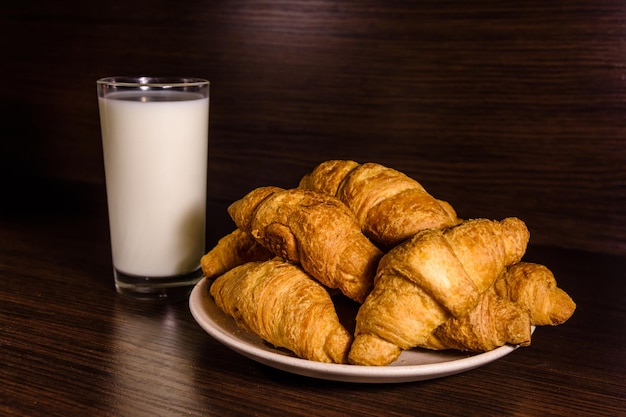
xmin=97 ymin=76 xmax=209 ymax=88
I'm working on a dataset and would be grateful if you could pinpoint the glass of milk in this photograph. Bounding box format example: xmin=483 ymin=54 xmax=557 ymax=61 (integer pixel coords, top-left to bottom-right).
xmin=97 ymin=76 xmax=209 ymax=301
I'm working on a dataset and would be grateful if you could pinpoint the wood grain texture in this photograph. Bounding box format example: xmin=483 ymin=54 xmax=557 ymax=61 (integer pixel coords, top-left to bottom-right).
xmin=0 ymin=182 xmax=625 ymax=417
xmin=0 ymin=1 xmax=624 ymax=254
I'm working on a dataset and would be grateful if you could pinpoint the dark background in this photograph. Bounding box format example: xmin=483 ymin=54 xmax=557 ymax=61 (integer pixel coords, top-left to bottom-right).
xmin=1 ymin=0 xmax=624 ymax=255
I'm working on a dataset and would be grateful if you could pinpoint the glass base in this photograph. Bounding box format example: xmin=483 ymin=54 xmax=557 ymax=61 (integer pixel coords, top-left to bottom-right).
xmin=114 ymin=267 xmax=203 ymax=302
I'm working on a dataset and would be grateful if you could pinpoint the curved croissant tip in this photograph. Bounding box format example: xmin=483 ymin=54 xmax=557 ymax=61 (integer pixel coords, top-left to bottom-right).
xmin=544 ymin=289 xmax=577 ymax=326
xmin=501 ymin=216 xmax=528 ymax=231
xmin=348 ymin=333 xmax=402 ymax=366
xmin=297 ymin=173 xmax=311 ymax=188
xmin=228 ymin=186 xmax=282 ymax=229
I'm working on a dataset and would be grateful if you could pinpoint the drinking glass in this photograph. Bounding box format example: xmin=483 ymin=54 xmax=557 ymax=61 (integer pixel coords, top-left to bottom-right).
xmin=97 ymin=76 xmax=209 ymax=301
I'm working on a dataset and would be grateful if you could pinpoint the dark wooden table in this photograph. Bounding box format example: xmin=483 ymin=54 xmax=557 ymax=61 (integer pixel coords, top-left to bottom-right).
xmin=1 ymin=181 xmax=624 ymax=417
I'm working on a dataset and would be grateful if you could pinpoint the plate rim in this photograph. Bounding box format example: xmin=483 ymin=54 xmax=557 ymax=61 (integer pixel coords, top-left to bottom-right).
xmin=189 ymin=277 xmax=527 ymax=383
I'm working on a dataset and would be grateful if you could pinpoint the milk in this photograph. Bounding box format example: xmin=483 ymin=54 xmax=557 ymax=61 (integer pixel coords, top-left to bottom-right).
xmin=99 ymin=91 xmax=209 ymax=277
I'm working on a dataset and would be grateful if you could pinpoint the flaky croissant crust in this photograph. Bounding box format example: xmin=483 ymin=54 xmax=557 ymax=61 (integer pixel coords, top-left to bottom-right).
xmin=200 ymin=228 xmax=273 ymax=280
xmin=210 ymin=259 xmax=353 ymax=364
xmin=227 ymin=186 xmax=382 ymax=303
xmin=348 ymin=217 xmax=530 ymax=365
xmin=299 ymin=160 xmax=459 ymax=247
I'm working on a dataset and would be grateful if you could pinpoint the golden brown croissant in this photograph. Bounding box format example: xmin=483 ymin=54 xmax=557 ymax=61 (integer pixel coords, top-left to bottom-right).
xmin=227 ymin=186 xmax=383 ymax=303
xmin=422 ymin=289 xmax=532 ymax=352
xmin=348 ymin=217 xmax=530 ymax=366
xmin=210 ymin=259 xmax=353 ymax=363
xmin=200 ymin=229 xmax=273 ymax=280
xmin=299 ymin=160 xmax=458 ymax=248
xmin=494 ymin=262 xmax=576 ymax=326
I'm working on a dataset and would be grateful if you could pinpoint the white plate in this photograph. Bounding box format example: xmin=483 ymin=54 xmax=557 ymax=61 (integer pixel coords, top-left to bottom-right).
xmin=189 ymin=277 xmax=529 ymax=383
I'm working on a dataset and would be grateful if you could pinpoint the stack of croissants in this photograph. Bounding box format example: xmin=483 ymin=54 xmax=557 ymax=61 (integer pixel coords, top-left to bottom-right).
xmin=201 ymin=160 xmax=576 ymax=366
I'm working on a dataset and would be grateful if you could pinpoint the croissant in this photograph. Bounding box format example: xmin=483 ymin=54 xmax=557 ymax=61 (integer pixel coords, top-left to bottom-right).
xmin=210 ymin=259 xmax=353 ymax=363
xmin=348 ymin=217 xmax=530 ymax=366
xmin=494 ymin=262 xmax=576 ymax=326
xmin=227 ymin=186 xmax=383 ymax=303
xmin=200 ymin=229 xmax=273 ymax=280
xmin=422 ymin=288 xmax=532 ymax=352
xmin=299 ymin=160 xmax=458 ymax=248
